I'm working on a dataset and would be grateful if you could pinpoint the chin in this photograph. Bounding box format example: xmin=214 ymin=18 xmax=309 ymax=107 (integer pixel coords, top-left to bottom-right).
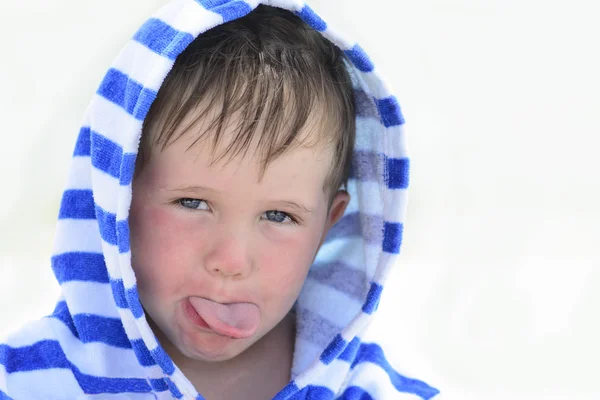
xmin=178 ymin=335 xmax=252 ymax=362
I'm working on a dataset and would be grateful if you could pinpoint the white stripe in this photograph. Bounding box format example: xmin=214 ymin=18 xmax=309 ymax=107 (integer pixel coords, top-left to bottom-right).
xmin=383 ymin=188 xmax=409 ymax=224
xmin=117 ymin=184 xmax=133 ymax=224
xmin=2 ymin=318 xmax=59 ymax=347
xmin=354 ymin=118 xmax=385 ymax=154
xmin=315 ymin=237 xmax=366 ymax=270
xmin=119 ymin=252 xmax=138 ymax=290
xmin=61 ymin=281 xmax=120 ymax=319
xmin=350 ymin=180 xmax=386 ymax=216
xmin=88 ymin=94 xmax=143 ymax=153
xmin=359 ymin=68 xmax=394 ymax=100
xmin=153 ymin=0 xmax=222 ymax=36
xmin=117 ymin=307 xmax=144 ymax=342
xmin=138 ymin=322 xmax=160 ymax=352
xmin=294 ymin=360 xmax=342 ymax=392
xmin=291 ymin=336 xmax=323 ymax=377
xmin=385 ymin=124 xmax=409 ymax=159
xmin=354 ymin=119 xmax=409 ymax=159
xmin=169 ymin=369 xmax=199 ymax=399
xmin=262 ymin=0 xmax=305 ymax=11
xmin=53 ymin=220 xmax=103 ymax=254
xmin=4 ymin=367 xmax=83 ymax=399
xmin=300 ymin=280 xmax=363 ymax=329
xmin=110 ymin=40 xmax=174 ymax=92
xmin=102 ymin=241 xmax=121 ymax=280
xmin=321 ymin=28 xmax=354 ymax=51
xmin=91 ymin=168 xmax=120 ymax=215
xmin=64 ymin=156 xmax=92 ymax=190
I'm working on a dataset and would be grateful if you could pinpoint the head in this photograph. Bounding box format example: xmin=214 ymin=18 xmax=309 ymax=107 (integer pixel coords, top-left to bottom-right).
xmin=129 ymin=5 xmax=355 ymax=363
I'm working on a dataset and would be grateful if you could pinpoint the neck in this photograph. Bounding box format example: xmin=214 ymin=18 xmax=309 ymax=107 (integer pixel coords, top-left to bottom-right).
xmin=154 ymin=311 xmax=296 ymax=400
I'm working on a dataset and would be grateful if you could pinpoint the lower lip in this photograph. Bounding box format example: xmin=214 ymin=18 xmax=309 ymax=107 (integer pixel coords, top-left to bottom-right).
xmin=184 ymin=299 xmax=211 ymax=330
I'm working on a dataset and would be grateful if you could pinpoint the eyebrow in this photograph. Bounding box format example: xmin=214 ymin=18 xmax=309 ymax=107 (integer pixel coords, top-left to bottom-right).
xmin=161 ymin=186 xmax=313 ymax=215
xmin=274 ymin=201 xmax=314 ymax=215
xmin=161 ymin=185 xmax=219 ymax=194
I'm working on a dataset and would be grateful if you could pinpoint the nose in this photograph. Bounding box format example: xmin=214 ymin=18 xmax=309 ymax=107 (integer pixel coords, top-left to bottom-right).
xmin=203 ymin=231 xmax=252 ymax=279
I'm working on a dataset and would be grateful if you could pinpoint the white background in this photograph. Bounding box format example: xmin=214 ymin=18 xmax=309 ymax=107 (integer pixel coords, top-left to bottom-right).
xmin=0 ymin=0 xmax=598 ymax=399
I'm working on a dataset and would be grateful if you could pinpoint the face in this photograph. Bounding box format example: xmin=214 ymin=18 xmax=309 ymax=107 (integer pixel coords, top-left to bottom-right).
xmin=129 ymin=119 xmax=349 ymax=363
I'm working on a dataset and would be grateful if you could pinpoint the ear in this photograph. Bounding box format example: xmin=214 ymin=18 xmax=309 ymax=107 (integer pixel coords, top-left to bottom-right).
xmin=320 ymin=190 xmax=350 ymax=243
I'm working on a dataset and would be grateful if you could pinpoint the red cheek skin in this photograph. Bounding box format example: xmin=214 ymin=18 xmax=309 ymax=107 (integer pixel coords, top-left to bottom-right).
xmin=131 ymin=206 xmax=200 ymax=295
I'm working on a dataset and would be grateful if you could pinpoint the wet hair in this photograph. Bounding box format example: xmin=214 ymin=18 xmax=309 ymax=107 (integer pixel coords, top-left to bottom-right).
xmin=136 ymin=5 xmax=355 ymax=197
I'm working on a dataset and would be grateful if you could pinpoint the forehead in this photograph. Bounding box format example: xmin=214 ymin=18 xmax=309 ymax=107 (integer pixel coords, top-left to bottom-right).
xmin=144 ymin=106 xmax=334 ymax=193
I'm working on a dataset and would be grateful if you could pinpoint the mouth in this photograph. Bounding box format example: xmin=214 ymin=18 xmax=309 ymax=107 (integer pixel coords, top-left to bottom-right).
xmin=184 ymin=297 xmax=260 ymax=339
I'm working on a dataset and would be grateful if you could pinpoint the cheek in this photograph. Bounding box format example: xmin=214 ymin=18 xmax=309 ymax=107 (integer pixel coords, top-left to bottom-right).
xmin=256 ymin=226 xmax=322 ymax=304
xmin=129 ymin=205 xmax=196 ymax=297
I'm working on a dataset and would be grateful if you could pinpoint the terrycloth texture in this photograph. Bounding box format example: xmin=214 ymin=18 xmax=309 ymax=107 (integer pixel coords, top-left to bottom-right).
xmin=0 ymin=0 xmax=439 ymax=399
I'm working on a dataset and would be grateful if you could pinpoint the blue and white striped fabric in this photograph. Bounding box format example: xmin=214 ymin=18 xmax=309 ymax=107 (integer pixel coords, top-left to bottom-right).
xmin=0 ymin=0 xmax=440 ymax=398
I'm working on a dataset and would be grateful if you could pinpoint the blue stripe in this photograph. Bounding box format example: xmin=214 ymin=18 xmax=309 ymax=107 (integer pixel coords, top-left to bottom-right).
xmin=117 ymin=219 xmax=131 ymax=253
xmin=296 ymin=385 xmax=335 ymax=398
xmin=96 ymin=205 xmax=117 ymax=246
xmin=273 ymin=382 xmax=299 ymax=400
xmin=340 ymin=386 xmax=374 ymax=400
xmin=72 ymin=314 xmax=131 ymax=349
xmin=126 ymin=285 xmax=144 ymax=319
xmin=376 ymin=96 xmax=405 ymax=127
xmin=320 ymin=334 xmax=347 ymax=365
xmin=52 ymin=252 xmax=109 ymax=284
xmin=386 ymin=157 xmax=410 ymax=189
xmin=296 ymin=5 xmax=327 ymax=31
xmin=96 ymin=68 xmax=157 ymax=121
xmin=121 ymin=153 xmax=137 ymax=185
xmin=166 ymin=378 xmax=184 ymax=399
xmin=196 ymin=0 xmax=253 ymax=23
xmin=111 ymin=279 xmax=144 ymax=318
xmin=150 ymin=378 xmax=169 ymax=392
xmin=0 ymin=340 xmax=70 ymax=373
xmin=345 ymin=44 xmax=375 ymax=73
xmin=0 ymin=389 xmax=13 ymax=400
xmin=111 ymin=279 xmax=128 ymax=309
xmin=151 ymin=346 xmax=175 ymax=375
xmin=71 ymin=365 xmax=151 ymax=394
xmin=91 ymin=130 xmax=123 ymax=179
xmin=59 ymin=189 xmax=96 ymax=220
xmin=51 ymin=300 xmax=78 ymax=338
xmin=338 ymin=337 xmax=361 ymax=362
xmin=382 ymin=222 xmax=403 ymax=254
xmin=73 ymin=126 xmax=91 ymax=156
xmin=95 ymin=206 xmax=130 ymax=251
xmin=133 ymin=18 xmax=195 ymax=61
xmin=131 ymin=339 xmax=157 ymax=367
xmin=362 ymin=282 xmax=383 ymax=314
xmin=351 ymin=343 xmax=440 ymax=399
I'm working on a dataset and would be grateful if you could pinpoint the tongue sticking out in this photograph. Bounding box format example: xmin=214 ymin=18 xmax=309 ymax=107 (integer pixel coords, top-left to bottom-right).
xmin=188 ymin=297 xmax=260 ymax=339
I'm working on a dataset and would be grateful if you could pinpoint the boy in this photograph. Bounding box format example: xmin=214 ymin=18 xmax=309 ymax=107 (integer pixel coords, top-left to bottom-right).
xmin=0 ymin=1 xmax=439 ymax=399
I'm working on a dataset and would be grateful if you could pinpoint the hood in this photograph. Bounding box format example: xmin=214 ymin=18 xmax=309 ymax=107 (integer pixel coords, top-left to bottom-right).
xmin=1 ymin=0 xmax=439 ymax=399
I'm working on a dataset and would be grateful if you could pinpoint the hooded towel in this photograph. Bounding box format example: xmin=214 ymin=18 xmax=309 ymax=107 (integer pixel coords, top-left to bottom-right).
xmin=0 ymin=1 xmax=439 ymax=399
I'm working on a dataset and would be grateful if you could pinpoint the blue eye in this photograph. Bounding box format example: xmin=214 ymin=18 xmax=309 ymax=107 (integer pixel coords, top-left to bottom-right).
xmin=179 ymin=198 xmax=209 ymax=210
xmin=264 ymin=210 xmax=293 ymax=224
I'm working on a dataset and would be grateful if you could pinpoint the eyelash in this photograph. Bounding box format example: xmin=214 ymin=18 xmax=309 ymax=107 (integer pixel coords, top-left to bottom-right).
xmin=175 ymin=198 xmax=299 ymax=225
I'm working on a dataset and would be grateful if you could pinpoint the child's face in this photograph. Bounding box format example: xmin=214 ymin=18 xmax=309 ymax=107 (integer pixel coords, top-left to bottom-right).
xmin=129 ymin=118 xmax=348 ymax=363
